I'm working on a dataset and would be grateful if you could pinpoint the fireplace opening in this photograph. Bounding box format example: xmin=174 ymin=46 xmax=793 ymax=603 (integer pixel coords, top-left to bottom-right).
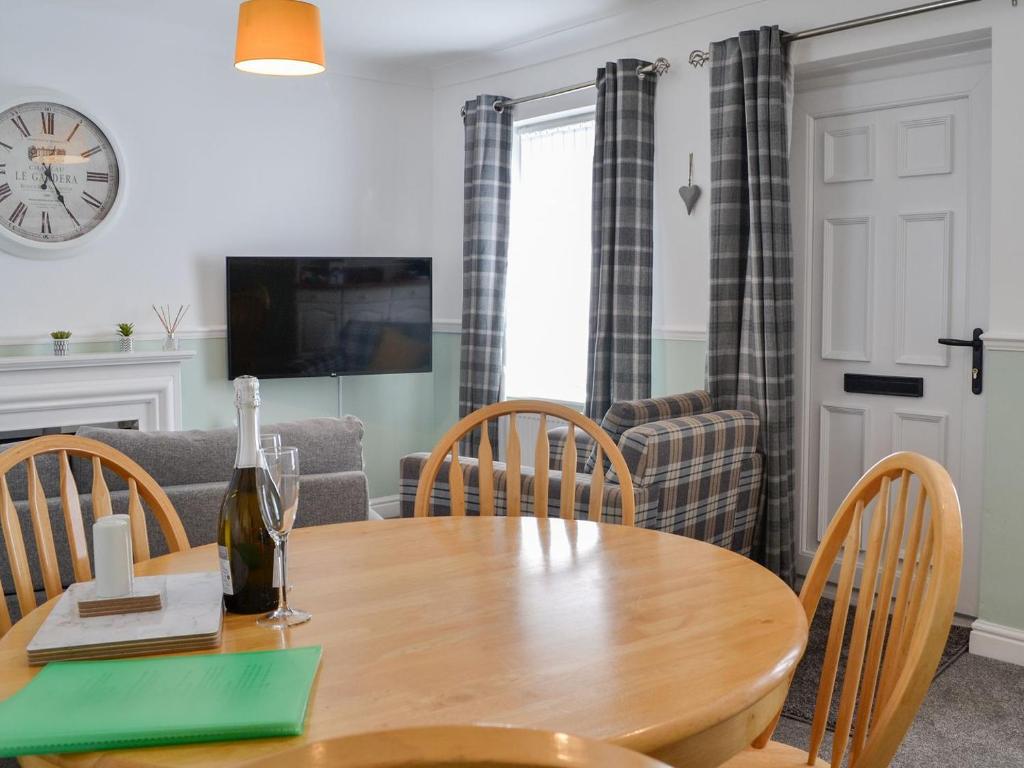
xmin=0 ymin=420 xmax=140 ymax=448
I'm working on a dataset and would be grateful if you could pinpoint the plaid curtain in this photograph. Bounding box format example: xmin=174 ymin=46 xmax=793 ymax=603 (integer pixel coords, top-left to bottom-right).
xmin=707 ymin=27 xmax=796 ymax=585
xmin=585 ymin=60 xmax=657 ymax=422
xmin=459 ymin=95 xmax=513 ymax=455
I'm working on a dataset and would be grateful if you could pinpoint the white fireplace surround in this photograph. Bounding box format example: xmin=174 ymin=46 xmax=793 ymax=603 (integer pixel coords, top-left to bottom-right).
xmin=0 ymin=351 xmax=195 ymax=434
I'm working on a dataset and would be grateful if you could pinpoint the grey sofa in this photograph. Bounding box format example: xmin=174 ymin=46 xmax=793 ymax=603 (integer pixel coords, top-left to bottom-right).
xmin=1 ymin=417 xmax=368 ymax=623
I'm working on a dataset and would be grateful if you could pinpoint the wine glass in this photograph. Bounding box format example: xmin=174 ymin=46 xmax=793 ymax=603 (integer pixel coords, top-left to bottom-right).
xmin=260 ymin=433 xmax=282 ymax=452
xmin=257 ymin=446 xmax=311 ymax=628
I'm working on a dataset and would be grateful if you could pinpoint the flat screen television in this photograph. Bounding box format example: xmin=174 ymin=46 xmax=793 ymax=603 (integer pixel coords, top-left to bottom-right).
xmin=226 ymin=256 xmax=432 ymax=380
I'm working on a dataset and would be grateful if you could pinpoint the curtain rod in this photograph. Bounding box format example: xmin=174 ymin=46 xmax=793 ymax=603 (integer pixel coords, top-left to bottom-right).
xmin=459 ymin=57 xmax=670 ymax=118
xmin=687 ymin=0 xmax=982 ymax=68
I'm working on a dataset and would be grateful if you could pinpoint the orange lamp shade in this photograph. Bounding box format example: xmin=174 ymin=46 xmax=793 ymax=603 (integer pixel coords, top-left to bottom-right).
xmin=234 ymin=0 xmax=325 ymax=76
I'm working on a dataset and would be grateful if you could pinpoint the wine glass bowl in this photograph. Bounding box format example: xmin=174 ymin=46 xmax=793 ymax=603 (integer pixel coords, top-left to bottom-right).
xmin=257 ymin=446 xmax=311 ymax=629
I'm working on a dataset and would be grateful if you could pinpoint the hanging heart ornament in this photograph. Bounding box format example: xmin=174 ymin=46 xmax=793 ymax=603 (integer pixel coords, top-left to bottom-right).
xmin=678 ymin=152 xmax=702 ymax=214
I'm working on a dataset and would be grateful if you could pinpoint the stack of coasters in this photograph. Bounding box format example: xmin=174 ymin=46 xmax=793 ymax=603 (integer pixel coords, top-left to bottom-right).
xmin=76 ymin=579 xmax=165 ymax=618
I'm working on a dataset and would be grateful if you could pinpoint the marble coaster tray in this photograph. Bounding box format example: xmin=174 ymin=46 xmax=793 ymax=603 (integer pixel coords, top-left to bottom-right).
xmin=28 ymin=630 xmax=222 ymax=664
xmin=28 ymin=572 xmax=223 ymax=663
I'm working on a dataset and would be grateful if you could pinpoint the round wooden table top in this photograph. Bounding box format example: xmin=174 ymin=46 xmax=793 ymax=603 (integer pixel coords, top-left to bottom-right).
xmin=0 ymin=518 xmax=807 ymax=768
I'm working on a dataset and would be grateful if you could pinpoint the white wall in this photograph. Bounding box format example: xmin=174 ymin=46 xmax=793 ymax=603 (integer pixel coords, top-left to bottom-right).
xmin=429 ymin=0 xmax=1022 ymax=340
xmin=0 ymin=0 xmax=433 ymax=343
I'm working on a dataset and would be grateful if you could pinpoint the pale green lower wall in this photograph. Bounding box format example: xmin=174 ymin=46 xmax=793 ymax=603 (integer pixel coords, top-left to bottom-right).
xmin=979 ymin=350 xmax=1024 ymax=630
xmin=0 ymin=335 xmax=703 ymax=498
xmin=5 ymin=335 xmax=1022 ymax=632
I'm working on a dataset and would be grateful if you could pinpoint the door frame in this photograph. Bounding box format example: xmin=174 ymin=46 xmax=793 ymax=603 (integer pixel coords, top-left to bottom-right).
xmin=791 ymin=37 xmax=992 ymax=615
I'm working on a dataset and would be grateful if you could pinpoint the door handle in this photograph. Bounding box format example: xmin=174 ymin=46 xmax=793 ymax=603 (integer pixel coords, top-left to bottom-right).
xmin=937 ymin=327 xmax=984 ymax=395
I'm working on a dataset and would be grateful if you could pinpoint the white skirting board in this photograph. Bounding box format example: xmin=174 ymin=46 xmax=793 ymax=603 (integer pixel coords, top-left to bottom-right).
xmin=970 ymin=619 xmax=1024 ymax=667
xmin=369 ymin=495 xmax=401 ymax=519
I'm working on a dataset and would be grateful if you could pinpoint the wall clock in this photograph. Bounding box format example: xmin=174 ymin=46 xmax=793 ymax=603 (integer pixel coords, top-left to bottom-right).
xmin=0 ymin=99 xmax=123 ymax=259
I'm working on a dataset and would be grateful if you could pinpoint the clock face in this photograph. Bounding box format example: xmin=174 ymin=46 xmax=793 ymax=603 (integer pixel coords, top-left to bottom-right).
xmin=0 ymin=101 xmax=120 ymax=244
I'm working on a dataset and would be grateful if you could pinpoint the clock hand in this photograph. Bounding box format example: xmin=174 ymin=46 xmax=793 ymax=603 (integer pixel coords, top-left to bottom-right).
xmin=42 ymin=164 xmax=79 ymax=226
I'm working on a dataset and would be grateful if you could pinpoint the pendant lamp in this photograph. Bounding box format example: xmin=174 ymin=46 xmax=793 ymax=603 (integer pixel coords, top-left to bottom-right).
xmin=235 ymin=0 xmax=325 ymax=76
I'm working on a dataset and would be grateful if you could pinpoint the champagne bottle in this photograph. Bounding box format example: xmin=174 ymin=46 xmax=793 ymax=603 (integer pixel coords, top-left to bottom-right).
xmin=218 ymin=376 xmax=279 ymax=614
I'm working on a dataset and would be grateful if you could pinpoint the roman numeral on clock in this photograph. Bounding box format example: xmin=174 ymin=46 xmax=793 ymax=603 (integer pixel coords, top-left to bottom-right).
xmin=11 ymin=115 xmax=29 ymax=138
xmin=40 ymin=112 xmax=54 ymax=135
xmin=86 ymin=171 xmax=109 ymax=183
xmin=9 ymin=201 xmax=27 ymax=227
xmin=0 ymin=163 xmax=5 ymax=175
xmin=80 ymin=146 xmax=102 ymax=159
xmin=66 ymin=122 xmax=81 ymax=142
xmin=41 ymin=210 xmax=51 ymax=234
xmin=82 ymin=191 xmax=103 ymax=209
xmin=0 ymin=141 xmax=12 ymax=152
xmin=0 ymin=183 xmax=11 ymax=204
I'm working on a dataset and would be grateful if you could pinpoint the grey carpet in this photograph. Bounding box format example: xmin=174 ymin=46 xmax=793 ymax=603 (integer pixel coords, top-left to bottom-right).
xmin=774 ymin=653 xmax=1024 ymax=767
xmin=782 ymin=598 xmax=970 ymax=728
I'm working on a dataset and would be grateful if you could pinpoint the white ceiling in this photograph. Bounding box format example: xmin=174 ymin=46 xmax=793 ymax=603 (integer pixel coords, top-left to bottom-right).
xmin=320 ymin=0 xmax=665 ymax=72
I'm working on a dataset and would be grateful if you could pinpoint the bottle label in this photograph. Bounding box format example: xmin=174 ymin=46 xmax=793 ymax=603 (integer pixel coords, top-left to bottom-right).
xmin=218 ymin=545 xmax=234 ymax=595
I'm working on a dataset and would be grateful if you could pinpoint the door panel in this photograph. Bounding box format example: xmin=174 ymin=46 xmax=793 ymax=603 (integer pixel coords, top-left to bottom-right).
xmin=793 ymin=57 xmax=990 ymax=615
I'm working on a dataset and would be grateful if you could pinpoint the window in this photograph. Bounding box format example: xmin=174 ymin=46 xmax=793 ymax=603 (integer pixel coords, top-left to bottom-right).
xmin=504 ymin=110 xmax=595 ymax=404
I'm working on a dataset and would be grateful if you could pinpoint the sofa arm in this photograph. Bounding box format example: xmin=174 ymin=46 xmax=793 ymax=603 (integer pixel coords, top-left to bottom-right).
xmin=618 ymin=410 xmax=760 ymax=483
xmin=616 ymin=410 xmax=763 ymax=553
xmin=546 ymin=426 xmax=594 ymax=473
xmin=399 ymin=452 xmax=658 ymax=527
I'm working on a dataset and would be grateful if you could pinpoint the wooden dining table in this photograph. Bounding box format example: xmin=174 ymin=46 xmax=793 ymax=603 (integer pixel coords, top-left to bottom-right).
xmin=0 ymin=517 xmax=808 ymax=768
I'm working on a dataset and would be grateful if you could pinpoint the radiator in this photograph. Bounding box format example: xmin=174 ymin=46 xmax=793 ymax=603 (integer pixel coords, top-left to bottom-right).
xmin=496 ymin=411 xmax=567 ymax=468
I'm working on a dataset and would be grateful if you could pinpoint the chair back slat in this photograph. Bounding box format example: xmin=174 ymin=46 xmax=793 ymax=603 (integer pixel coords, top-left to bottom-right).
xmin=533 ymin=415 xmax=549 ymax=518
xmin=831 ymin=479 xmax=891 ymax=767
xmin=852 ymin=472 xmax=911 ymax=762
xmin=588 ymin=446 xmax=604 ymax=523
xmin=559 ymin=424 xmax=577 ymax=519
xmin=58 ymin=451 xmax=92 ymax=583
xmin=505 ymin=414 xmax=522 ymax=517
xmin=0 ymin=475 xmax=36 ymax=616
xmin=26 ymin=457 xmax=62 ymax=600
xmin=876 ymin=487 xmax=928 ymax=708
xmin=415 ymin=400 xmax=635 ymax=527
xmin=477 ymin=421 xmax=495 ymax=517
xmin=448 ymin=443 xmax=465 ymax=517
xmin=808 ymin=499 xmax=863 ymax=761
xmin=126 ymin=478 xmax=151 ymax=562
xmin=0 ymin=435 xmax=190 ymax=638
xmin=90 ymin=456 xmax=113 ymax=521
xmin=761 ymin=452 xmax=961 ymax=768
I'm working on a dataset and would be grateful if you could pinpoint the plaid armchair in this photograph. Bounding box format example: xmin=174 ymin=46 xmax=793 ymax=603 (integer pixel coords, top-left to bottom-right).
xmin=399 ymin=391 xmax=763 ymax=557
xmin=550 ymin=392 xmax=763 ymax=555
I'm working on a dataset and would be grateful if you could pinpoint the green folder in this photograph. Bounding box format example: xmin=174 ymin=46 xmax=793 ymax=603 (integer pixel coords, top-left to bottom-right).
xmin=0 ymin=646 xmax=322 ymax=757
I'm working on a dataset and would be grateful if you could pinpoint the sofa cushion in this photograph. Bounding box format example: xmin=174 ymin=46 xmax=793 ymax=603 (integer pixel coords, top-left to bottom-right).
xmin=0 ymin=444 xmax=60 ymax=502
xmin=75 ymin=416 xmax=364 ymax=491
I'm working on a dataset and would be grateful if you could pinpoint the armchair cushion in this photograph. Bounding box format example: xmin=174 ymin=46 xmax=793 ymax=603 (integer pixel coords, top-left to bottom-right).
xmin=584 ymin=391 xmax=714 ymax=473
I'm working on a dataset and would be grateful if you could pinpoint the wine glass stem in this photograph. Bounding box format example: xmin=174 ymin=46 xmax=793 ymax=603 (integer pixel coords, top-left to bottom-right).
xmin=279 ymin=537 xmax=290 ymax=613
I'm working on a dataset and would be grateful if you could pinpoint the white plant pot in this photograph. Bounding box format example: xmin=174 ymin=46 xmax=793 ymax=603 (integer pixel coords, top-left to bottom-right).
xmin=52 ymin=339 xmax=69 ymax=356
xmin=119 ymin=336 xmax=134 ymax=353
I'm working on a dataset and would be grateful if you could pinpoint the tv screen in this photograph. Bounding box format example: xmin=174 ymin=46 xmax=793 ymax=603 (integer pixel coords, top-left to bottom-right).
xmin=226 ymin=257 xmax=432 ymax=380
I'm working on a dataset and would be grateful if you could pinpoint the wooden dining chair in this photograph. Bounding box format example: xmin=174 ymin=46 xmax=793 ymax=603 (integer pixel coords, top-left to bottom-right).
xmin=414 ymin=400 xmax=636 ymax=526
xmin=248 ymin=725 xmax=672 ymax=768
xmin=720 ymin=451 xmax=962 ymax=768
xmin=0 ymin=434 xmax=189 ymax=636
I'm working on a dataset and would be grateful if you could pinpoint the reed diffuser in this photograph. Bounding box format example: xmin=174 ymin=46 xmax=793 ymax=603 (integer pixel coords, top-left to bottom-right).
xmin=153 ymin=304 xmax=189 ymax=351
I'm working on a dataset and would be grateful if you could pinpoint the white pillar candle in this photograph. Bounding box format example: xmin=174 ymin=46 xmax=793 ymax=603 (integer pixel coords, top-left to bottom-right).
xmin=94 ymin=516 xmax=134 ymax=598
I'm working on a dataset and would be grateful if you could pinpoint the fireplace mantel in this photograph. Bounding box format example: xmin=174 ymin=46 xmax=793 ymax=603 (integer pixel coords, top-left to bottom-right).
xmin=0 ymin=350 xmax=196 ymax=433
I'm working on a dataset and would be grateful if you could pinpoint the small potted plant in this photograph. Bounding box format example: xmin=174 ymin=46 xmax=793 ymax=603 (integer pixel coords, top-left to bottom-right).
xmin=50 ymin=330 xmax=72 ymax=357
xmin=115 ymin=322 xmax=135 ymax=353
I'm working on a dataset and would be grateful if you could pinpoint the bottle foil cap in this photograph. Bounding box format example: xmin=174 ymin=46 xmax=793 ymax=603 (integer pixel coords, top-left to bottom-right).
xmin=233 ymin=375 xmax=261 ymax=407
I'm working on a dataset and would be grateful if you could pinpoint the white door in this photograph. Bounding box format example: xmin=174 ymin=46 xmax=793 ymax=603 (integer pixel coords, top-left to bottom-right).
xmin=792 ymin=53 xmax=990 ymax=615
